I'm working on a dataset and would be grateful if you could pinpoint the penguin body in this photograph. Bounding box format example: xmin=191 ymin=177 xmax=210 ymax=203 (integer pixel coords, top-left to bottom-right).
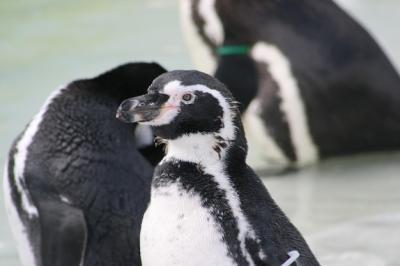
xmin=182 ymin=0 xmax=400 ymax=170
xmin=117 ymin=70 xmax=320 ymax=266
xmin=141 ymin=159 xmax=238 ymax=266
xmin=3 ymin=62 xmax=166 ymax=266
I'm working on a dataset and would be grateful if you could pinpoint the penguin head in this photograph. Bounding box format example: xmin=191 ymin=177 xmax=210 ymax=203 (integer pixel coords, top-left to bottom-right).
xmin=87 ymin=62 xmax=167 ymax=166
xmin=184 ymin=0 xmax=303 ymax=112
xmin=116 ymin=70 xmax=246 ymax=146
xmin=91 ymin=62 xmax=167 ymax=102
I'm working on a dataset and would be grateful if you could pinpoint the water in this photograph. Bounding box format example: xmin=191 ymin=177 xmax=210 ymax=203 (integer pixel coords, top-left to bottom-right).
xmin=0 ymin=0 xmax=399 ymax=265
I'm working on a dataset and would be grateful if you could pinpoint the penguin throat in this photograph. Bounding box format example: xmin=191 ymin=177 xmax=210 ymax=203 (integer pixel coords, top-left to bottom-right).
xmin=164 ymin=133 xmax=232 ymax=165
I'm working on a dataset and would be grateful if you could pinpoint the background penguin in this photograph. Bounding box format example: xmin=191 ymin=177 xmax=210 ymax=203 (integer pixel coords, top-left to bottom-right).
xmin=3 ymin=62 xmax=166 ymax=266
xmin=117 ymin=70 xmax=320 ymax=265
xmin=181 ymin=0 xmax=400 ymax=171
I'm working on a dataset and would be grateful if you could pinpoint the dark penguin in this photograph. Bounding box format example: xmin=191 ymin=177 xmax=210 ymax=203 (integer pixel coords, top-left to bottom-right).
xmin=3 ymin=62 xmax=166 ymax=266
xmin=117 ymin=70 xmax=320 ymax=266
xmin=181 ymin=0 xmax=400 ymax=171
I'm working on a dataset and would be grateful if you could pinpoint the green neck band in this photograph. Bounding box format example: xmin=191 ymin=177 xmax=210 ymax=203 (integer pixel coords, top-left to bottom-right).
xmin=217 ymin=45 xmax=251 ymax=56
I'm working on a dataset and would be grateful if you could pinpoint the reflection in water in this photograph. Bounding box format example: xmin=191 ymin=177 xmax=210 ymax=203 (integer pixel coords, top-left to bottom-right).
xmin=0 ymin=0 xmax=399 ymax=265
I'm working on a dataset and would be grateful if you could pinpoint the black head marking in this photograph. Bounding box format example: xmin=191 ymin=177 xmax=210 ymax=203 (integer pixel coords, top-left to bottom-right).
xmin=117 ymin=70 xmax=249 ymax=161
xmin=154 ymin=71 xmax=238 ymax=140
xmin=119 ymin=70 xmax=239 ymax=140
xmin=149 ymin=70 xmax=233 ymax=98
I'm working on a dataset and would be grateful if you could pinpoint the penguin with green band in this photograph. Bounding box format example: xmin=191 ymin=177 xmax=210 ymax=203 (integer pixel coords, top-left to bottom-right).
xmin=181 ymin=0 xmax=400 ymax=171
xmin=217 ymin=45 xmax=251 ymax=56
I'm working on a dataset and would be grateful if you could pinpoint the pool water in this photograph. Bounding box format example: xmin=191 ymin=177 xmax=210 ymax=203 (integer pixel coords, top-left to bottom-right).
xmin=0 ymin=0 xmax=399 ymax=265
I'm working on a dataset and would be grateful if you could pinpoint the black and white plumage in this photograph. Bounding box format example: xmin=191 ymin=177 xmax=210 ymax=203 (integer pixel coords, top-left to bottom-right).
xmin=3 ymin=62 xmax=166 ymax=266
xmin=117 ymin=70 xmax=320 ymax=266
xmin=181 ymin=0 xmax=400 ymax=171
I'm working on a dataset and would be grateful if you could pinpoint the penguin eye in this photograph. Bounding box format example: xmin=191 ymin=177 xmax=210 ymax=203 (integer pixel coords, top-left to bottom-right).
xmin=182 ymin=93 xmax=195 ymax=104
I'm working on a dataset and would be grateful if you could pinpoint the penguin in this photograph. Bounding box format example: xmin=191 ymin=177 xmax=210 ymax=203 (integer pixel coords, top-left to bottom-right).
xmin=181 ymin=0 xmax=400 ymax=171
xmin=116 ymin=70 xmax=320 ymax=266
xmin=3 ymin=62 xmax=166 ymax=266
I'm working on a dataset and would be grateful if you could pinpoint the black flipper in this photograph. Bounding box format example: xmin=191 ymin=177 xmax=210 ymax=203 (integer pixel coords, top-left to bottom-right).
xmin=37 ymin=200 xmax=87 ymax=266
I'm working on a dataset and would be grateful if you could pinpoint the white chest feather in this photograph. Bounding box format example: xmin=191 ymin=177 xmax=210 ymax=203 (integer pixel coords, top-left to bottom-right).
xmin=140 ymin=183 xmax=236 ymax=266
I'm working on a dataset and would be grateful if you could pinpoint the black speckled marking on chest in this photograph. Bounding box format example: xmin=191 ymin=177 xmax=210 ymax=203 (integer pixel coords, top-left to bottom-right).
xmin=155 ymin=160 xmax=252 ymax=265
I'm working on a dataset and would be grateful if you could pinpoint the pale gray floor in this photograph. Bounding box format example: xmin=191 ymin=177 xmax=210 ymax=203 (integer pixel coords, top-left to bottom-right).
xmin=263 ymin=152 xmax=400 ymax=266
xmin=0 ymin=0 xmax=399 ymax=265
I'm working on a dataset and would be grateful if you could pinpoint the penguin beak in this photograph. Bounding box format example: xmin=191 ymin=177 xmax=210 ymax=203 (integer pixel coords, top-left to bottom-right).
xmin=116 ymin=93 xmax=170 ymax=123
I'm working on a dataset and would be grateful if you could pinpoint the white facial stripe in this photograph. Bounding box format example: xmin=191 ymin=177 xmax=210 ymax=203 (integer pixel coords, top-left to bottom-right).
xmin=251 ymin=42 xmax=319 ymax=166
xmin=163 ymin=80 xmax=236 ymax=142
xmin=13 ymin=85 xmax=67 ymax=218
xmin=139 ymin=88 xmax=181 ymax=128
xmin=198 ymin=0 xmax=224 ymax=46
xmin=141 ymin=81 xmax=191 ymax=127
xmin=3 ymin=159 xmax=37 ymax=266
xmin=180 ymin=0 xmax=217 ymax=74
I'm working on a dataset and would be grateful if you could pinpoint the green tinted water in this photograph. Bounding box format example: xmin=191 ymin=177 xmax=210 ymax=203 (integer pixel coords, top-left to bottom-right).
xmin=0 ymin=0 xmax=399 ymax=265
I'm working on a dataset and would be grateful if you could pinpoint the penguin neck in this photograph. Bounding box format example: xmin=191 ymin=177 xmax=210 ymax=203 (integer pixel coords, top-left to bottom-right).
xmin=214 ymin=54 xmax=259 ymax=112
xmin=164 ymin=133 xmax=227 ymax=168
xmin=163 ymin=132 xmax=248 ymax=173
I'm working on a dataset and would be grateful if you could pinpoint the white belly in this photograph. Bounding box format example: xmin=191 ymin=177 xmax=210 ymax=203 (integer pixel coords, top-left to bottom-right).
xmin=140 ymin=183 xmax=236 ymax=266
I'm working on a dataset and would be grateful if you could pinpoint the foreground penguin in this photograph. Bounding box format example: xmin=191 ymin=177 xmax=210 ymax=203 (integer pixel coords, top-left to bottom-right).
xmin=181 ymin=0 xmax=400 ymax=171
xmin=3 ymin=62 xmax=166 ymax=266
xmin=117 ymin=70 xmax=320 ymax=266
